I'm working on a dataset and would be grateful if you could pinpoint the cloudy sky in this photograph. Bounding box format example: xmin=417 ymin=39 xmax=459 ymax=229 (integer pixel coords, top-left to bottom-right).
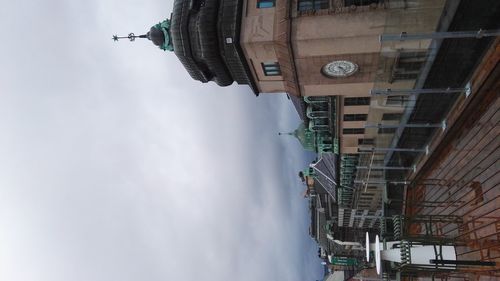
xmin=0 ymin=0 xmax=323 ymax=280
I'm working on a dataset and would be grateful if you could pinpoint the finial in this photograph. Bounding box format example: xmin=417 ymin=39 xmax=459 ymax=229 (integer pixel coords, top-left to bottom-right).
xmin=112 ymin=32 xmax=148 ymax=42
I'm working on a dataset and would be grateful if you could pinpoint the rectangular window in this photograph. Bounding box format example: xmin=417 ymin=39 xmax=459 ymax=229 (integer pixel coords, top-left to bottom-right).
xmin=298 ymin=0 xmax=329 ymax=11
xmin=344 ymin=114 xmax=368 ymax=121
xmin=386 ymin=96 xmax=409 ymax=106
xmin=344 ymin=0 xmax=380 ymax=6
xmin=358 ymin=138 xmax=375 ymax=145
xmin=343 ymin=128 xmax=365 ymax=135
xmin=261 ymin=62 xmax=281 ymax=76
xmin=382 ymin=113 xmax=403 ymax=121
xmin=257 ymin=0 xmax=275 ymax=8
xmin=344 ymin=97 xmax=370 ymax=106
xmin=378 ymin=127 xmax=397 ymax=134
xmin=392 ymin=51 xmax=427 ymax=82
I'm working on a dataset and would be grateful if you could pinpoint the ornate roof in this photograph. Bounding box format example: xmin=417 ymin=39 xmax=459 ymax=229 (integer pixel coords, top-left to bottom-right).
xmin=169 ymin=0 xmax=257 ymax=89
xmin=310 ymin=153 xmax=338 ymax=202
xmin=282 ymin=122 xmax=316 ymax=151
xmin=149 ymin=20 xmax=173 ymax=51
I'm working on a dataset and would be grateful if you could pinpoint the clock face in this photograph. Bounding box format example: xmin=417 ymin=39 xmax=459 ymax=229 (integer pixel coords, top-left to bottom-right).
xmin=322 ymin=60 xmax=359 ymax=77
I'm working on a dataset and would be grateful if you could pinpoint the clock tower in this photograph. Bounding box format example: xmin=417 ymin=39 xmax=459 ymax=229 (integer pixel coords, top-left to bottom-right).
xmin=236 ymin=0 xmax=447 ymax=154
xmin=115 ymin=0 xmax=446 ymax=101
xmin=115 ymin=0 xmax=448 ymax=154
xmin=238 ymin=0 xmax=446 ymax=98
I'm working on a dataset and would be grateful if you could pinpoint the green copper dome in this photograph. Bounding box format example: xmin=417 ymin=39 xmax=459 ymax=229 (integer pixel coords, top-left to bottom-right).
xmin=150 ymin=19 xmax=174 ymax=51
xmin=280 ymin=122 xmax=321 ymax=151
xmin=112 ymin=19 xmax=174 ymax=52
xmin=289 ymin=122 xmax=316 ymax=151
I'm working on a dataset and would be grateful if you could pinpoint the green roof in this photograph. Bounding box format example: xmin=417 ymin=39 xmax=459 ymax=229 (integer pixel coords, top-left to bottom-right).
xmin=280 ymin=122 xmax=316 ymax=151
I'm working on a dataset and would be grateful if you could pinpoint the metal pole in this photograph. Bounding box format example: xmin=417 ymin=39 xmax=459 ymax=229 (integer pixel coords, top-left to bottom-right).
xmin=371 ymin=87 xmax=468 ymax=96
xmin=365 ymin=123 xmax=445 ymax=129
xmin=429 ymin=259 xmax=496 ymax=266
xmin=358 ymin=147 xmax=427 ymax=153
xmin=353 ymin=215 xmax=385 ymax=219
xmin=355 ymin=180 xmax=410 ymax=185
xmin=357 ymin=166 xmax=415 ymax=171
xmin=363 ymin=152 xmax=376 ymax=192
xmin=380 ymin=29 xmax=500 ymax=42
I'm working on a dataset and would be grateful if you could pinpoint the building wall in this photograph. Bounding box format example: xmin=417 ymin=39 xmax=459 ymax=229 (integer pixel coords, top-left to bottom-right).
xmin=295 ymin=53 xmax=380 ymax=86
xmin=240 ymin=0 xmax=446 ymax=94
xmin=240 ymin=0 xmax=286 ymax=93
xmin=240 ymin=0 xmax=447 ymax=154
xmin=292 ymin=11 xmax=387 ymax=56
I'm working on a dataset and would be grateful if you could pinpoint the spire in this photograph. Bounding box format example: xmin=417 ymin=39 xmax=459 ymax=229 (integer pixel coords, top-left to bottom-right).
xmin=279 ymin=123 xmax=316 ymax=151
xmin=112 ymin=33 xmax=148 ymax=42
xmin=112 ymin=19 xmax=174 ymax=51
